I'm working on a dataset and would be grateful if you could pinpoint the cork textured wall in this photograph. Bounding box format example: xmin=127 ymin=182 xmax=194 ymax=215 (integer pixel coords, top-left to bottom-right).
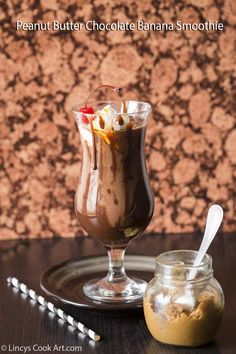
xmin=0 ymin=0 xmax=236 ymax=239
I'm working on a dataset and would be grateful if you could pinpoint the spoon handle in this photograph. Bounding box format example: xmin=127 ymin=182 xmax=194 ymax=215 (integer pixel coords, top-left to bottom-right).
xmin=193 ymin=205 xmax=223 ymax=267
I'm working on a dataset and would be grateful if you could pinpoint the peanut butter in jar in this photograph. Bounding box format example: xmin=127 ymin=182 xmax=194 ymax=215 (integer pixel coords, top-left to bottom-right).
xmin=144 ymin=250 xmax=224 ymax=347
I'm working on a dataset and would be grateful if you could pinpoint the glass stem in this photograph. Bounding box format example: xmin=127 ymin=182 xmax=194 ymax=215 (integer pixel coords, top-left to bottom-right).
xmin=106 ymin=247 xmax=127 ymax=283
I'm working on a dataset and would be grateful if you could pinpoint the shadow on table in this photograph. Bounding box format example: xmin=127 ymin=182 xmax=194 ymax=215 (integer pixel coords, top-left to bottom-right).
xmin=0 ymin=239 xmax=29 ymax=262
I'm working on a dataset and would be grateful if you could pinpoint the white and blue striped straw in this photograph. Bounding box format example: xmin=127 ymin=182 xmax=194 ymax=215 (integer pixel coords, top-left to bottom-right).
xmin=7 ymin=276 xmax=100 ymax=342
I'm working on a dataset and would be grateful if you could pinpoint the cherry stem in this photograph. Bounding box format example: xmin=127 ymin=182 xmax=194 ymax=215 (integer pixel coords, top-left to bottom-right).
xmin=84 ymin=85 xmax=121 ymax=108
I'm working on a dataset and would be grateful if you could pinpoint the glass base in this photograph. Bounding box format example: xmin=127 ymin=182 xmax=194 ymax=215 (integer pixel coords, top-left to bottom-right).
xmin=83 ymin=276 xmax=147 ymax=303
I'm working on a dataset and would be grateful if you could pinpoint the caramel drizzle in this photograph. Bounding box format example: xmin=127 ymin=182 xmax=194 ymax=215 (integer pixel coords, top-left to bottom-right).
xmin=88 ymin=117 xmax=97 ymax=170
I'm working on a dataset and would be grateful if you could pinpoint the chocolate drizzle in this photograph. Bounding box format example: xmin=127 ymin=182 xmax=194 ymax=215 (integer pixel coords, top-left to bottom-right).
xmin=118 ymin=115 xmax=124 ymax=125
xmin=98 ymin=114 xmax=105 ymax=129
xmin=110 ymin=144 xmax=118 ymax=183
xmin=122 ymin=101 xmax=127 ymax=113
xmin=88 ymin=117 xmax=97 ymax=170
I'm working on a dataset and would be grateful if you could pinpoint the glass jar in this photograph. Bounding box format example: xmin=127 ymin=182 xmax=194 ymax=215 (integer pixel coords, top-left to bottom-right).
xmin=144 ymin=250 xmax=224 ymax=347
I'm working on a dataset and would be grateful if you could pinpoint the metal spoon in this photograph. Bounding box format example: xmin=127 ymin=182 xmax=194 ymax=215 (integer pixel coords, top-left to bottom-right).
xmin=175 ymin=204 xmax=223 ymax=307
xmin=188 ymin=204 xmax=223 ymax=280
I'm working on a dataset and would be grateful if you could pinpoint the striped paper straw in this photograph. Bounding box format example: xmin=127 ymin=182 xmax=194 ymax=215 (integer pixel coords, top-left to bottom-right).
xmin=7 ymin=276 xmax=100 ymax=342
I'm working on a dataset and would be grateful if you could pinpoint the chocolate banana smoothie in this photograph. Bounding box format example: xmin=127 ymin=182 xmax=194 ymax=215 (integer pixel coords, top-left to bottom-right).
xmin=75 ymin=115 xmax=153 ymax=247
xmin=73 ymin=86 xmax=154 ymax=302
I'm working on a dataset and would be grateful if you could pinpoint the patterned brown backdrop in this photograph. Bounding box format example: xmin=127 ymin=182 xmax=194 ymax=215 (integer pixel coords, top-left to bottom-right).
xmin=0 ymin=0 xmax=236 ymax=239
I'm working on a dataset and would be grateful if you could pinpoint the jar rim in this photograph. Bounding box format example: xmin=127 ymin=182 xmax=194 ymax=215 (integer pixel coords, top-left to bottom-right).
xmin=155 ymin=250 xmax=212 ymax=270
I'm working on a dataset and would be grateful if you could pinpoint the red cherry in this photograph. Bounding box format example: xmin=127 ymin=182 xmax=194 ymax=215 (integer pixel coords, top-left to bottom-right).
xmin=78 ymin=85 xmax=121 ymax=124
xmin=79 ymin=107 xmax=94 ymax=114
xmin=79 ymin=107 xmax=94 ymax=124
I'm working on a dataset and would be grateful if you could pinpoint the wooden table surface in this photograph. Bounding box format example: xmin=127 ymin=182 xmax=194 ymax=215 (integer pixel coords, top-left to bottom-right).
xmin=0 ymin=233 xmax=235 ymax=354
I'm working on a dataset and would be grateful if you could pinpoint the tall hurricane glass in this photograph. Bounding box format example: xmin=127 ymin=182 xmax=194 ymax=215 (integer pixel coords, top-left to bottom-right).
xmin=72 ymin=100 xmax=154 ymax=302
